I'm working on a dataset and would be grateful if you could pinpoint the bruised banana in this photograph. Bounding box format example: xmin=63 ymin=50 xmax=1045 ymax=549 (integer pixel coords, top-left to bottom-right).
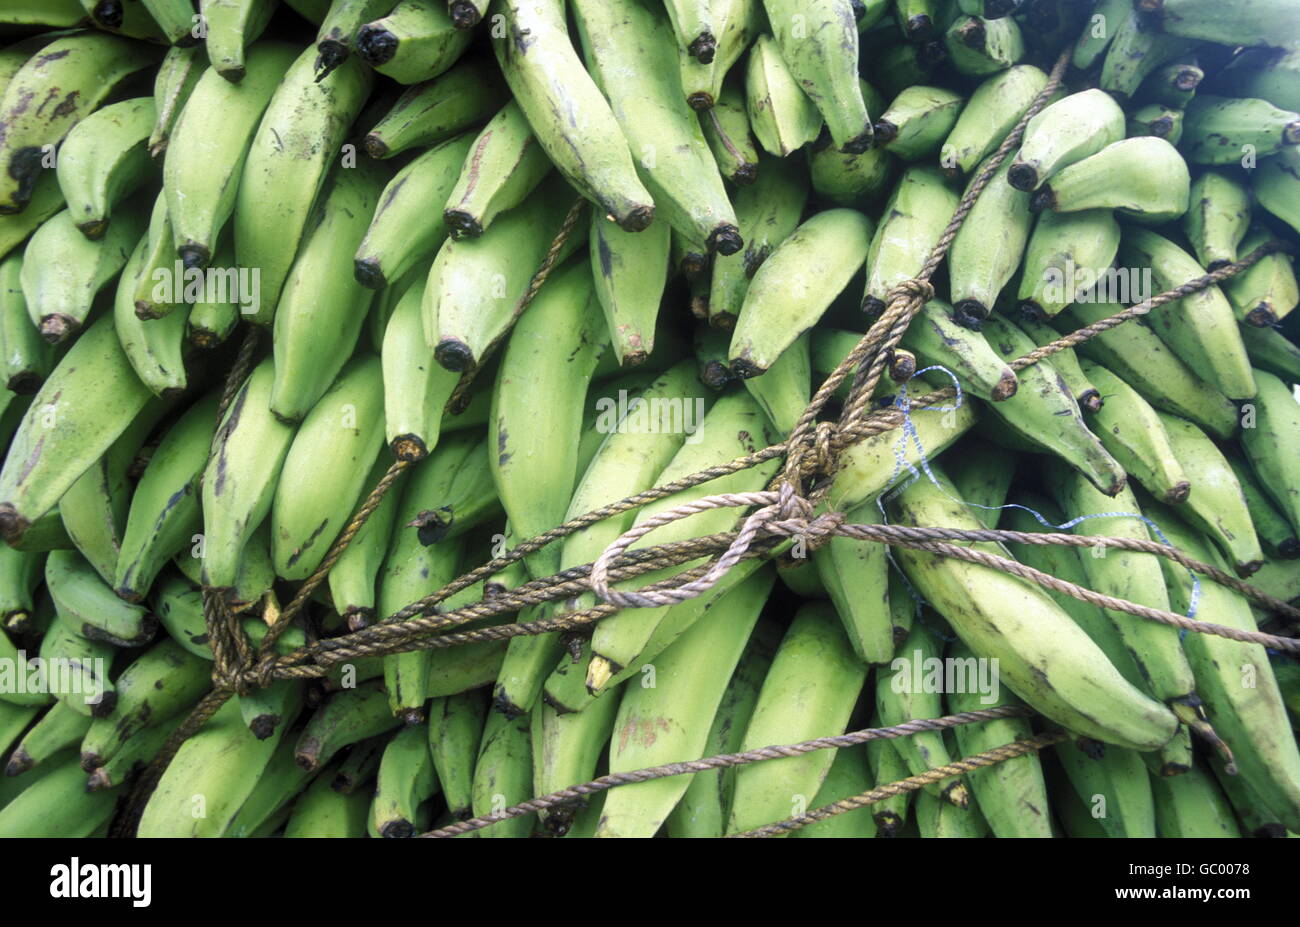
xmin=1182 ymin=95 xmax=1300 ymax=166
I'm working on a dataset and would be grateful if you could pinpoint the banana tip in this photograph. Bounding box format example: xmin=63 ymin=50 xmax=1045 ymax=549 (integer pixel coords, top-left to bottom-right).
xmin=434 ymin=339 xmax=476 ymax=373
xmin=344 ymin=607 xmax=374 ymax=631
xmin=1164 ymin=481 xmax=1191 ymax=505
xmin=1236 ymin=559 xmax=1264 ymax=578
xmin=1029 ymin=187 xmax=1056 ymax=213
xmin=5 ymin=750 xmax=32 ymax=777
xmin=449 ymin=1 xmax=484 ymax=28
xmin=687 ymin=32 xmax=717 ymax=64
xmin=398 ymin=708 xmax=426 ymax=726
xmin=840 ymin=127 xmax=875 ymax=155
xmin=618 ymin=204 xmax=656 ymax=233
xmin=1079 ymin=389 xmax=1103 ymax=413
xmin=76 ymin=219 xmax=108 ymax=241
xmin=0 ymin=506 xmax=27 ymax=546
xmin=1006 ymin=162 xmax=1039 ymax=192
xmin=353 ymin=258 xmax=387 ymax=289
xmin=249 ymin=714 xmax=280 ymax=740
xmin=92 ymin=0 xmax=124 ymax=28
xmin=390 ymin=435 xmax=428 ymax=462
xmin=729 ymin=356 xmax=764 ymax=380
xmin=38 ymin=314 xmax=78 ymax=344
xmin=178 ymin=244 xmax=209 ymax=271
xmin=380 ymin=819 xmax=416 ymax=838
xmin=687 ymin=92 xmax=715 ymax=111
xmin=952 ymin=300 xmax=989 ymax=331
xmin=5 ymin=371 xmax=42 ymax=395
xmin=363 ymin=135 xmax=390 ymax=159
xmin=731 ymin=162 xmax=758 ymax=185
xmin=443 ymin=210 xmax=484 ymax=240
xmin=903 ymin=14 xmax=934 ymax=41
xmin=708 ymin=225 xmax=744 ymax=256
xmin=872 ymin=121 xmax=899 ymax=146
xmin=585 ymin=656 xmax=615 ymax=693
xmin=355 ymin=27 xmax=398 ymax=66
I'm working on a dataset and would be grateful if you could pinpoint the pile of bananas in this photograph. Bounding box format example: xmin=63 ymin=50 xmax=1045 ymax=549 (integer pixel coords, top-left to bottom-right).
xmin=0 ymin=0 xmax=1297 ymax=840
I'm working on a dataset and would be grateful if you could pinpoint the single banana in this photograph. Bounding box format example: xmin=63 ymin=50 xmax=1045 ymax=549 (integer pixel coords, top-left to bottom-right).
xmin=745 ymin=34 xmax=823 ymax=158
xmin=35 ymin=612 xmax=111 ymax=715
xmin=372 ymin=723 xmax=438 ymax=837
xmin=1070 ymin=0 xmax=1128 ymax=69
xmin=429 ymin=178 xmax=589 ymax=373
xmin=727 ymin=208 xmax=872 ymax=377
xmin=531 ymin=682 xmax=621 ymax=834
xmin=427 ymin=690 xmax=486 ymax=821
xmin=943 ymin=13 xmax=1024 ymax=77
xmin=590 ymin=212 xmax=671 ymax=367
xmin=1183 ymin=170 xmax=1251 ymax=273
xmin=1008 ymin=88 xmax=1125 ymax=194
xmin=21 ymin=204 xmax=145 ymax=342
xmin=1078 ymin=359 xmax=1189 ymax=504
xmin=163 ymin=41 xmax=298 ymax=269
xmin=0 ymin=315 xmax=154 ymax=545
xmin=294 ymin=679 xmax=402 ymax=773
xmin=680 ymin=0 xmax=761 ymax=110
xmin=269 ymin=162 xmax=385 ymax=418
xmin=200 ymin=357 xmax=298 ymax=590
xmin=1135 ymin=59 xmax=1203 ymax=110
xmin=727 ymin=603 xmax=868 ymax=834
xmin=1225 ymin=225 xmax=1298 ymax=327
xmin=0 ymin=251 xmax=52 ymax=393
xmin=447 ymin=0 xmax=488 ymax=29
xmin=470 ymin=710 xmax=533 ymax=839
xmin=0 ymin=753 xmax=116 ymax=837
xmin=0 ymin=543 xmax=42 ymax=633
xmin=1016 ymin=313 xmax=1100 ymax=412
xmin=899 ymin=300 xmax=1018 ymax=401
xmin=381 ymin=274 xmax=458 ymax=460
xmin=862 ymin=165 xmax=959 ymax=315
xmin=223 ymin=732 xmax=312 ymax=835
xmin=1216 ymin=44 xmax=1300 ymax=113
xmin=46 ymin=548 xmax=154 ymax=646
xmin=1239 ymin=322 xmax=1300 ymax=383
xmin=234 ymin=46 xmax=374 ymax=324
xmin=55 ymin=97 xmax=156 ymax=240
xmin=1056 ymin=737 xmax=1156 ymax=837
xmin=313 ymin=0 xmax=399 ymax=79
xmin=947 ymin=436 xmax=1016 ymax=526
xmin=1255 ymin=145 xmax=1300 ymax=237
xmin=1120 ymin=226 xmax=1255 ymax=400
xmin=893 ymin=0 xmax=938 ymax=40
xmin=1142 ymin=0 xmax=1300 ymax=56
xmin=887 ymin=466 xmax=1179 ymax=751
xmin=864 ymin=725 xmax=913 ymax=836
xmin=284 ymin=767 xmax=370 ymax=837
xmin=6 ymin=701 xmax=90 ymax=777
xmin=0 ymin=31 xmax=159 ymax=214
xmin=947 ymin=158 xmax=1031 ymax=327
xmin=200 ymin=0 xmax=277 ymax=81
xmin=1241 ymin=369 xmax=1300 ymax=535
xmin=443 ymin=102 xmax=551 ymax=242
xmin=1032 ymin=136 xmax=1191 ymax=225
xmin=700 ymin=79 xmax=760 ymax=185
xmin=328 ymin=455 xmax=407 ymax=629
xmin=1225 ymin=449 xmax=1299 ymax=559
xmin=1182 ymin=95 xmax=1300 ymax=166
xmin=1098 ymin=6 xmax=1193 ymax=101
xmin=1057 ymin=301 xmax=1238 ymax=440
xmin=148 ymin=44 xmax=203 ymax=157
xmin=356 ymin=0 xmax=472 ymax=85
xmin=875 ymin=85 xmax=964 ymax=162
xmin=1151 ymin=762 xmax=1240 ymax=837
xmin=941 ymin=64 xmax=1048 ymax=178
xmin=115 ymin=202 xmax=190 ymax=397
xmin=490 ymin=0 xmax=652 ymax=231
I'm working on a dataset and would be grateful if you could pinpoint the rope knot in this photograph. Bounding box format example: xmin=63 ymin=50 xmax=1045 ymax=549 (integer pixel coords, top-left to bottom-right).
xmin=884 ymin=278 xmax=934 ymax=309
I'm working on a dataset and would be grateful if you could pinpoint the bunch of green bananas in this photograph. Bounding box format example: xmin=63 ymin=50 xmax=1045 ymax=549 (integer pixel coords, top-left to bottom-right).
xmin=0 ymin=0 xmax=1298 ymax=839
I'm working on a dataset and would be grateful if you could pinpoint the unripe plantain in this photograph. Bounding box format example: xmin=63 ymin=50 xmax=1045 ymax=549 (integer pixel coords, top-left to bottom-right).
xmin=1007 ymin=88 xmax=1125 ymax=192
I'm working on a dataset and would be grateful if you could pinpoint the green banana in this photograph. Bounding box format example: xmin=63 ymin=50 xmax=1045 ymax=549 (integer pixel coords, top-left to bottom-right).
xmin=1018 ymin=209 xmax=1122 ymax=321
xmin=894 ymin=0 xmax=938 ymax=40
xmin=0 ymin=544 xmax=42 ymax=633
xmin=1184 ymin=170 xmax=1251 ymax=272
xmin=373 ymin=723 xmax=438 ymax=837
xmin=115 ymin=392 xmax=218 ymax=602
xmin=33 ymin=612 xmax=109 ymax=715
xmin=1182 ymin=95 xmax=1300 ymax=166
xmin=531 ymin=682 xmax=621 ymax=834
xmin=941 ymin=65 xmax=1048 ymax=178
xmin=1007 ymin=89 xmax=1125 ymax=192
xmin=662 ymin=0 xmax=715 ymax=63
xmin=590 ymin=210 xmax=671 ymax=367
xmin=745 ymin=34 xmax=823 ymax=158
xmin=0 ymin=172 xmax=64 ymax=264
xmin=701 ymin=79 xmax=760 ymax=186
xmin=314 ymin=0 xmax=400 ymax=79
xmin=862 ymin=165 xmax=959 ymax=315
xmin=743 ymin=329 xmax=810 ymax=436
xmin=1240 ymin=323 xmax=1300 ymax=383
xmin=1058 ymin=301 xmax=1238 ymax=440
xmin=1151 ymin=762 xmax=1240 ymax=837
xmin=948 ymin=158 xmax=1031 ymax=327
xmin=45 ymin=548 xmax=154 ymax=646
xmin=430 ymin=179 xmax=588 ymax=373
xmin=149 ymin=572 xmax=210 ymax=659
xmin=865 ymin=727 xmax=912 ymax=836
xmin=0 ymin=2 xmax=87 ymax=29
xmin=1139 ymin=0 xmax=1300 ymax=48
xmin=471 ymin=710 xmax=533 ymax=838
xmin=381 ymin=275 xmax=458 ymax=461
xmin=947 ymin=436 xmax=1016 ymax=527
xmin=0 ymin=31 xmax=158 ymax=214
xmin=1016 ymin=313 xmax=1100 ymax=412
xmin=79 ymin=638 xmax=208 ymax=769
xmin=200 ymin=357 xmax=298 ymax=590
xmin=1078 ymin=359 xmax=1188 ymax=504
xmin=328 ymin=735 xmax=386 ymax=793
xmin=491 ymin=0 xmax=652 ymax=231
xmin=6 ymin=701 xmax=88 ymax=777
xmin=573 ymin=0 xmax=741 ymax=255
xmin=727 ymin=208 xmax=872 ymax=378
xmin=1225 ymin=226 xmax=1297 ymax=327
xmin=234 ymin=46 xmax=374 ymax=324
xmin=1210 ymin=752 xmax=1286 ymax=837
xmin=727 ymin=603 xmax=868 ymax=834
xmin=163 ymin=40 xmax=298 ymax=268
xmin=0 ymin=315 xmax=154 ymax=545
xmin=294 ymin=680 xmax=402 ymax=773
xmin=899 ymin=300 xmax=1018 ymax=401
xmin=1227 ymin=450 xmax=1299 ymax=560
xmin=115 ymin=203 xmax=190 ymax=397
xmin=141 ymin=0 xmax=198 ymax=46
xmin=328 ymin=455 xmax=406 ymax=629
xmin=137 ymin=698 xmax=283 ymax=837
xmin=789 ymin=746 xmax=876 ymax=838
xmin=679 ymin=0 xmax=760 ymax=110
xmin=21 ymin=204 xmax=144 ymax=342
xmin=183 ymin=238 xmax=241 ymax=349
xmin=271 ymin=356 xmax=385 ymax=580
xmin=55 ymin=96 xmax=155 ymax=240
xmin=1098 ymin=6 xmax=1193 ymax=101
xmin=355 ymin=134 xmax=472 ymax=290
xmin=875 ymin=86 xmax=964 ymax=163
xmin=1056 ymin=737 xmax=1156 ymax=837
xmin=148 ymin=44 xmax=203 ymax=157
xmin=284 ymin=766 xmax=371 ymax=837
xmin=808 ymin=115 xmax=894 ymax=206
xmin=596 ymin=566 xmax=771 ymax=837
xmin=443 ymin=102 xmax=551 ymax=242
xmin=1120 ymin=226 xmax=1255 ymax=400
xmin=915 ymin=789 xmax=990 ymax=837
xmin=1216 ymin=45 xmax=1300 ymax=113
xmin=222 ymin=733 xmax=313 ymax=836
xmin=1242 ymin=369 xmax=1300 ymax=534
xmin=1126 ymin=102 xmax=1183 ymax=144
xmin=944 ymin=13 xmax=1023 ymax=77
xmin=887 ymin=466 xmax=1179 ymax=751
xmin=238 ymin=675 xmax=303 ymax=740
xmin=1154 ymin=410 xmax=1263 ymax=575
xmin=200 ymin=0 xmax=277 ymax=82
xmin=587 ymin=391 xmax=780 ymax=688
xmin=0 ymin=251 xmax=52 ymax=393
xmin=1136 ymin=59 xmax=1203 ymax=110
xmin=427 ymin=689 xmax=486 ymax=821
xmin=1033 ymin=137 xmax=1191 ymax=224
xmin=1255 ymin=145 xmax=1300 ymax=237
xmin=946 ymin=639 xmax=1052 ymax=837
xmin=707 ymin=155 xmax=809 ymax=328
xmin=1150 ymin=502 xmax=1300 ymax=831
xmin=0 ymin=752 xmax=116 ymax=837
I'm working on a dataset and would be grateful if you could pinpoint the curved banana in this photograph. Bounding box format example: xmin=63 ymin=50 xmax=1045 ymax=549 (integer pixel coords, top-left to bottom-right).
xmin=314 ymin=0 xmax=399 ymax=79
xmin=45 ymin=548 xmax=154 ymax=647
xmin=941 ymin=64 xmax=1048 ymax=178
xmin=55 ymin=97 xmax=156 ymax=240
xmin=947 ymin=157 xmax=1031 ymax=327
xmin=745 ymin=35 xmax=823 ymax=158
xmin=148 ymin=44 xmax=203 ymax=157
xmin=1007 ymin=88 xmax=1125 ymax=192
xmin=356 ymin=0 xmax=472 ymax=85
xmin=0 ymin=252 xmax=51 ymax=393
xmin=862 ymin=165 xmax=958 ymax=315
xmin=875 ymin=84 xmax=964 ymax=161
xmin=1032 ymin=137 xmax=1191 ymax=224
xmin=200 ymin=0 xmax=277 ymax=82
xmin=115 ymin=200 xmax=190 ymax=397
xmin=590 ymin=211 xmax=671 ymax=367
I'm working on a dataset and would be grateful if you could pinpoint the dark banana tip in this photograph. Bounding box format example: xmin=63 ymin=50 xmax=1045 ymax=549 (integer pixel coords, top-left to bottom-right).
xmin=449 ymin=1 xmax=484 ymax=28
xmin=731 ymin=162 xmax=758 ymax=185
xmin=888 ymin=349 xmax=917 ymax=383
xmin=353 ymin=257 xmax=387 ymax=289
xmin=985 ymin=0 xmax=1022 ymax=16
xmin=904 ymin=14 xmax=934 ymax=41
xmin=956 ymin=18 xmax=987 ymax=49
xmin=874 ymin=811 xmax=904 ymax=837
xmin=872 ymin=121 xmax=899 ymax=146
xmin=849 ymin=0 xmax=867 ymax=20
xmin=729 ymin=356 xmax=764 ymax=380
xmin=952 ymin=299 xmax=989 ymax=330
xmin=1236 ymin=559 xmax=1265 ymax=578
xmin=1205 ymin=258 xmax=1231 ymax=272
xmin=700 ymin=359 xmax=733 ymax=390
xmin=90 ymin=691 xmax=117 ymax=719
xmin=85 ymin=769 xmax=111 ymax=793
xmin=189 ymin=328 xmax=221 ymax=349
xmin=920 ymin=40 xmax=948 ymax=66
xmin=990 ymin=371 xmax=1018 ymax=401
xmin=5 ymin=371 xmax=41 ymax=395
xmin=686 ymin=91 xmax=714 ymax=111
xmin=315 ymin=42 xmax=348 ymax=81
xmin=443 ymin=208 xmax=484 ymax=240
xmin=688 ymin=32 xmax=717 ymax=64
xmin=1160 ymin=760 xmax=1192 ymax=777
xmin=294 ymin=745 xmax=321 ymax=772
xmin=355 ymin=26 xmax=398 ymax=65
xmin=840 ymin=125 xmax=875 ymax=155
xmin=343 ymin=606 xmax=375 ymax=632
xmin=1018 ymin=300 xmax=1047 ymax=321
xmin=1006 ymin=162 xmax=1038 ymax=192
xmin=1077 ymin=737 xmax=1106 ymax=760
xmin=709 ymin=311 xmax=737 ymax=330
xmin=1254 ymin=823 xmax=1288 ymax=838
xmin=1147 ymin=115 xmax=1176 ymax=139
xmin=398 ymin=708 xmax=425 ymax=726
xmin=1079 ymin=389 xmax=1103 ymax=414
xmin=618 ymin=204 xmax=655 ymax=233
xmin=1162 ymin=481 xmax=1191 ymax=505
xmin=1284 ymin=122 xmax=1300 ymax=146
xmin=249 ymin=714 xmax=280 ymax=740
xmin=1173 ymin=67 xmax=1203 ymax=91
xmin=76 ymin=219 xmax=108 ymax=240
xmin=39 ymin=314 xmax=78 ymax=344
xmin=92 ymin=0 xmax=124 ymax=28
xmin=434 ymin=338 xmax=475 ymax=373
xmin=1247 ymin=305 xmax=1279 ymax=327
xmin=708 ymin=224 xmax=743 ymax=256
xmin=178 ymin=243 xmax=210 ymax=271
xmin=114 ymin=586 xmax=144 ymax=605
xmin=0 ymin=506 xmax=27 ymax=545
xmin=135 ymin=300 xmax=163 ymax=320
xmin=621 ymin=349 xmax=649 ymax=367
xmin=1029 ymin=187 xmax=1056 ymax=212
xmin=862 ymin=295 xmax=886 ymax=317
xmin=380 ymin=820 xmax=415 ymax=838
xmin=679 ymin=251 xmax=709 ymax=281
xmin=390 ymin=434 xmax=427 ymax=462
xmin=1279 ymin=537 xmax=1300 ymax=559
xmin=363 ymin=134 xmax=390 ymax=159
xmin=218 ymin=66 xmax=246 ymax=83
xmin=80 ymin=752 xmax=103 ymax=774
xmin=410 ymin=509 xmax=451 ymax=546
xmin=5 ymin=749 xmax=32 ymax=777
